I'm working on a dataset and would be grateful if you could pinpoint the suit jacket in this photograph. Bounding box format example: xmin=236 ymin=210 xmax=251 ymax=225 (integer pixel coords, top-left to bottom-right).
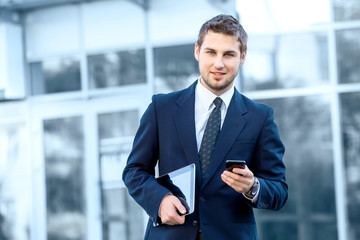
xmin=123 ymin=81 xmax=288 ymax=240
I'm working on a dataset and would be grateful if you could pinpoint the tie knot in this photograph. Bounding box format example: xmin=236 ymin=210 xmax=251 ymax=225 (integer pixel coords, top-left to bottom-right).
xmin=213 ymin=97 xmax=222 ymax=109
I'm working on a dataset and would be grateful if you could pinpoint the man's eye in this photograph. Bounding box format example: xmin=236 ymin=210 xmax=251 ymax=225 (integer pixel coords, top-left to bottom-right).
xmin=207 ymin=51 xmax=215 ymax=54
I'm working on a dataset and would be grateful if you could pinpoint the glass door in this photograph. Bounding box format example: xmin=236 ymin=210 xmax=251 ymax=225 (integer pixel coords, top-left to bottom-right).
xmin=97 ymin=109 xmax=145 ymax=240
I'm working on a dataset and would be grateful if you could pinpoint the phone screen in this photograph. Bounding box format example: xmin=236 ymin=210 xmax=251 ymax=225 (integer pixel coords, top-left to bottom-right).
xmin=226 ymin=160 xmax=246 ymax=172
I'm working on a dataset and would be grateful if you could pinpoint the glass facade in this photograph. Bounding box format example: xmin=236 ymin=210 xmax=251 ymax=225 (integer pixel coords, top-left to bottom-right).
xmin=255 ymin=96 xmax=337 ymax=240
xmin=154 ymin=44 xmax=198 ymax=93
xmin=88 ymin=49 xmax=146 ymax=89
xmin=237 ymin=0 xmax=360 ymax=239
xmin=237 ymin=0 xmax=330 ymax=32
xmin=340 ymin=92 xmax=360 ymax=240
xmin=242 ymin=32 xmax=329 ymax=91
xmin=336 ymin=28 xmax=360 ymax=84
xmin=98 ymin=110 xmax=144 ymax=240
xmin=30 ymin=57 xmax=81 ymax=95
xmin=0 ymin=124 xmax=30 ymax=240
xmin=1 ymin=0 xmax=360 ymax=239
xmin=43 ymin=116 xmax=85 ymax=240
xmin=334 ymin=0 xmax=360 ymax=21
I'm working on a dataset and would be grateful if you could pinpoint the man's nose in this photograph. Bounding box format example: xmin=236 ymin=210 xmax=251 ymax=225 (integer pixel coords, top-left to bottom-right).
xmin=213 ymin=56 xmax=224 ymax=69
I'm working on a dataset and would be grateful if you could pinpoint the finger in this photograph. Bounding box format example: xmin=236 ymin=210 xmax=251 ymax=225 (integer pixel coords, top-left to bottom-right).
xmin=173 ymin=197 xmax=187 ymax=215
xmin=232 ymin=167 xmax=245 ymax=176
xmin=174 ymin=214 xmax=185 ymax=225
xmin=233 ymin=166 xmax=253 ymax=178
xmin=162 ymin=206 xmax=184 ymax=225
xmin=223 ymin=170 xmax=242 ymax=181
xmin=221 ymin=173 xmax=237 ymax=187
xmin=221 ymin=172 xmax=249 ymax=193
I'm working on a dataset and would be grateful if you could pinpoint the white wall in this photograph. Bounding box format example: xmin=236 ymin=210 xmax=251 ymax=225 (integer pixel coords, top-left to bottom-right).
xmin=25 ymin=5 xmax=81 ymax=59
xmin=25 ymin=0 xmax=147 ymax=59
xmin=0 ymin=22 xmax=25 ymax=99
xmin=82 ymin=0 xmax=145 ymax=50
xmin=149 ymin=0 xmax=237 ymax=45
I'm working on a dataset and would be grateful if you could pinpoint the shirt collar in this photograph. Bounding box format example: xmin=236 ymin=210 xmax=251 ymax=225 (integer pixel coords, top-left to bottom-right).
xmin=196 ymin=78 xmax=234 ymax=110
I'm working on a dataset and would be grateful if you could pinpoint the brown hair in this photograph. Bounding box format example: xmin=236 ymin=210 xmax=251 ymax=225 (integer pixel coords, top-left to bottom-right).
xmin=197 ymin=14 xmax=248 ymax=54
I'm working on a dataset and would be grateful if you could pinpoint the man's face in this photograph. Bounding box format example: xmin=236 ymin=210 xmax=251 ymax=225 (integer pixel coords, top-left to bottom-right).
xmin=195 ymin=30 xmax=246 ymax=96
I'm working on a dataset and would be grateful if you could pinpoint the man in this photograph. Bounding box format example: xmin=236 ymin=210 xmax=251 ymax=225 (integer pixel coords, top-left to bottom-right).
xmin=123 ymin=14 xmax=287 ymax=240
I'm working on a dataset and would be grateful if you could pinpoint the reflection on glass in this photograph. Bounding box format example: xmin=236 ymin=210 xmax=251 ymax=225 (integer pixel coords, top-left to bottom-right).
xmin=340 ymin=92 xmax=360 ymax=240
xmin=102 ymin=188 xmax=143 ymax=240
xmin=242 ymin=33 xmax=329 ymax=91
xmin=43 ymin=116 xmax=85 ymax=240
xmin=237 ymin=0 xmax=330 ymax=32
xmin=88 ymin=49 xmax=146 ymax=89
xmin=0 ymin=125 xmax=30 ymax=240
xmin=259 ymin=222 xmax=297 ymax=240
xmin=98 ymin=110 xmax=144 ymax=240
xmin=334 ymin=0 xmax=360 ymax=21
xmin=30 ymin=57 xmax=81 ymax=95
xmin=336 ymin=29 xmax=360 ymax=84
xmin=254 ymin=95 xmax=337 ymax=240
xmin=154 ymin=44 xmax=198 ymax=93
xmin=98 ymin=110 xmax=138 ymax=140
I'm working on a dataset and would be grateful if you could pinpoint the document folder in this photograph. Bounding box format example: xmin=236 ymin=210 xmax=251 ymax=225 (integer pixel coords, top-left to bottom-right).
xmin=156 ymin=163 xmax=195 ymax=215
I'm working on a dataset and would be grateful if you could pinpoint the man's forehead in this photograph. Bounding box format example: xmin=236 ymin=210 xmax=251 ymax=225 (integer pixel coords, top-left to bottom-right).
xmin=201 ymin=32 xmax=242 ymax=52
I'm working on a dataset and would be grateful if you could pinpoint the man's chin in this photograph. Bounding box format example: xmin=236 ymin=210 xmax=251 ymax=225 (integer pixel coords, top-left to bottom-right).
xmin=201 ymin=77 xmax=233 ymax=93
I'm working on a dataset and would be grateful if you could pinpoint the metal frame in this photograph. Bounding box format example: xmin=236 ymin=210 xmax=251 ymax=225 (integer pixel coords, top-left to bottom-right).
xmin=0 ymin=0 xmax=149 ymax=11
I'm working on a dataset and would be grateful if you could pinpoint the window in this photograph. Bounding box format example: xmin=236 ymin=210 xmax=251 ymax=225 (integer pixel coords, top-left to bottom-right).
xmin=88 ymin=49 xmax=146 ymax=89
xmin=334 ymin=0 xmax=360 ymax=22
xmin=30 ymin=56 xmax=81 ymax=95
xmin=43 ymin=116 xmax=86 ymax=240
xmin=242 ymin=33 xmax=329 ymax=91
xmin=237 ymin=0 xmax=330 ymax=32
xmin=98 ymin=110 xmax=144 ymax=240
xmin=154 ymin=44 xmax=198 ymax=93
xmin=0 ymin=124 xmax=30 ymax=240
xmin=255 ymin=96 xmax=337 ymax=240
xmin=340 ymin=92 xmax=360 ymax=240
xmin=336 ymin=29 xmax=360 ymax=84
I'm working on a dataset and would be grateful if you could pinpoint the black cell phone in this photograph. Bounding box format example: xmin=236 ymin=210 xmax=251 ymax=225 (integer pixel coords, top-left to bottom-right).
xmin=226 ymin=160 xmax=246 ymax=172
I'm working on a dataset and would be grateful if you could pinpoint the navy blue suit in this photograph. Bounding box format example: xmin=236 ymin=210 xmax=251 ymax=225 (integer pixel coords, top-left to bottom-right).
xmin=123 ymin=81 xmax=287 ymax=240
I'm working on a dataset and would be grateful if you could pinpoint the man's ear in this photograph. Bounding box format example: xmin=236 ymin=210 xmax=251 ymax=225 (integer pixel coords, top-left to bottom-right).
xmin=194 ymin=43 xmax=200 ymax=61
xmin=240 ymin=50 xmax=247 ymax=66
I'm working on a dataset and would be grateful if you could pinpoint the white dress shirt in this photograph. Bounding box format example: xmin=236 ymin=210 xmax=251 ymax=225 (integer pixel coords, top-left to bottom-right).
xmin=195 ymin=79 xmax=234 ymax=150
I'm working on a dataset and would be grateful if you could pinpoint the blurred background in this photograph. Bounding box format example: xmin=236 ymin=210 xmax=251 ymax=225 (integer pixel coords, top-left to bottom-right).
xmin=0 ymin=0 xmax=359 ymax=239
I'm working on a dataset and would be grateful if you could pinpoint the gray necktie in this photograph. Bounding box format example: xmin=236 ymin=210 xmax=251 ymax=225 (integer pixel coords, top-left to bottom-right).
xmin=199 ymin=97 xmax=223 ymax=179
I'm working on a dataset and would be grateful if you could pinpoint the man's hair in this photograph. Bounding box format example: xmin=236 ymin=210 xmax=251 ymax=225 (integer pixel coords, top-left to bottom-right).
xmin=197 ymin=14 xmax=248 ymax=54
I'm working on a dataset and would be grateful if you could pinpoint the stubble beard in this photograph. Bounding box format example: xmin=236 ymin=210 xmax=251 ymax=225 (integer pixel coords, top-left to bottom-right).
xmin=200 ymin=74 xmax=235 ymax=94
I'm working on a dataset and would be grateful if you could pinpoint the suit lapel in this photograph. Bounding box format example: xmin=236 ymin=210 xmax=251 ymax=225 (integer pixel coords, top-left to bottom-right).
xmin=201 ymin=90 xmax=248 ymax=189
xmin=173 ymin=82 xmax=202 ymax=187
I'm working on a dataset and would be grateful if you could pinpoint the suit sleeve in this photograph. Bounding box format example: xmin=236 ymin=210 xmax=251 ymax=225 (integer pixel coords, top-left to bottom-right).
xmin=122 ymin=95 xmax=170 ymax=225
xmin=249 ymin=107 xmax=288 ymax=211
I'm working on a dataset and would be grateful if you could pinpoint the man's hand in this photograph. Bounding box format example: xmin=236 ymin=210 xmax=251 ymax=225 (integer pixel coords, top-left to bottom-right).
xmin=159 ymin=194 xmax=186 ymax=225
xmin=221 ymin=165 xmax=255 ymax=195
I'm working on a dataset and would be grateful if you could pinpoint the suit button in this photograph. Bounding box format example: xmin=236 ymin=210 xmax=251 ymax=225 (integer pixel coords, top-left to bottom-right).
xmin=193 ymin=220 xmax=198 ymax=227
xmin=200 ymin=197 xmax=205 ymax=202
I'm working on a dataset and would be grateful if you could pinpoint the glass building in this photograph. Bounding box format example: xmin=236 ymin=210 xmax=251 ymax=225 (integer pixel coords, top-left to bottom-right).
xmin=0 ymin=0 xmax=359 ymax=239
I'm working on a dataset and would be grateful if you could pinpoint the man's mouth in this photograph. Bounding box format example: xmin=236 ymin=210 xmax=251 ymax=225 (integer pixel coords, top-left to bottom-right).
xmin=211 ymin=72 xmax=226 ymax=76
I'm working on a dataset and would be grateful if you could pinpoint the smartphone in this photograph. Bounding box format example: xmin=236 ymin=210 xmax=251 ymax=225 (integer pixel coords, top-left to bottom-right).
xmin=226 ymin=160 xmax=246 ymax=173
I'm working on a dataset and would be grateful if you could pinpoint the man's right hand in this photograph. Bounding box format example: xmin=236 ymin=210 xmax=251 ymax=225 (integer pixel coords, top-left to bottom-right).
xmin=159 ymin=194 xmax=186 ymax=225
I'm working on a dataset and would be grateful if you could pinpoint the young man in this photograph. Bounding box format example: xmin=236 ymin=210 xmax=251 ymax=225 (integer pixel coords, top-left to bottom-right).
xmin=123 ymin=14 xmax=288 ymax=240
